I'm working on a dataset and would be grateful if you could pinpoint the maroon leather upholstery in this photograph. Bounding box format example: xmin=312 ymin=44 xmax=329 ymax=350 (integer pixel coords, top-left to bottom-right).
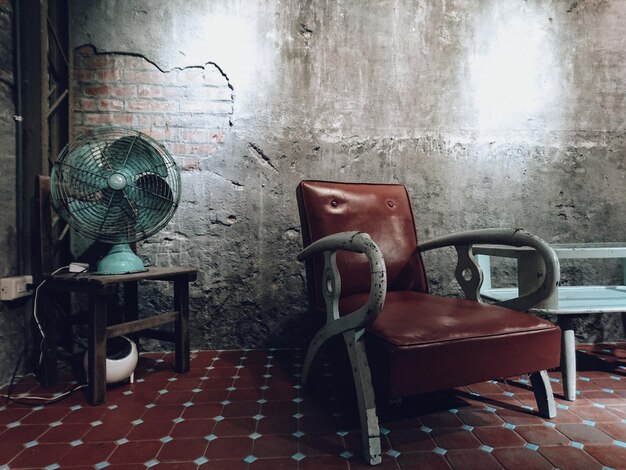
xmin=297 ymin=180 xmax=561 ymax=400
xmin=297 ymin=181 xmax=429 ymax=313
xmin=341 ymin=292 xmax=561 ymax=397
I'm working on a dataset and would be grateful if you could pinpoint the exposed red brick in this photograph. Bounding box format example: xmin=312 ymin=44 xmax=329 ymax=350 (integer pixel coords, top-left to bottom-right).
xmin=126 ymin=99 xmax=176 ymax=113
xmin=123 ymin=70 xmax=167 ymax=84
xmin=138 ymin=115 xmax=171 ymax=128
xmin=148 ymin=127 xmax=181 ymax=141
xmin=138 ymin=84 xmax=164 ymax=98
xmin=93 ymin=68 xmax=121 ymax=82
xmin=76 ymin=98 xmax=98 ymax=111
xmin=182 ymin=129 xmax=208 ymax=143
xmin=75 ymin=70 xmax=97 ymax=82
xmin=72 ymin=47 xmax=231 ymax=149
xmin=84 ymin=85 xmax=136 ymax=98
xmin=83 ymin=112 xmax=134 ymax=126
xmin=179 ymin=100 xmax=212 ymax=113
xmin=98 ymin=99 xmax=124 ymax=111
xmin=171 ymin=143 xmax=216 ymax=157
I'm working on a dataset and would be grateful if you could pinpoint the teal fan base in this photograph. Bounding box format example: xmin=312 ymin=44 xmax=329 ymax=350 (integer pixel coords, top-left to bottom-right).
xmin=96 ymin=244 xmax=148 ymax=275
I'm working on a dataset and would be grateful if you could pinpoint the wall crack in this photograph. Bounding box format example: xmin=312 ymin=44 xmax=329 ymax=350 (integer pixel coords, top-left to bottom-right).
xmin=81 ymin=44 xmax=235 ymax=126
xmin=248 ymin=143 xmax=279 ymax=172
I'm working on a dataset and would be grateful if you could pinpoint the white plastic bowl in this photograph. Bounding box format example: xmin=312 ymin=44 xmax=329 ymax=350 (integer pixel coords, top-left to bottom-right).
xmin=83 ymin=336 xmax=138 ymax=384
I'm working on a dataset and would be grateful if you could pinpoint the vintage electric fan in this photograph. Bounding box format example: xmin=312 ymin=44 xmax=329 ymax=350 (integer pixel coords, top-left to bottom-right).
xmin=50 ymin=127 xmax=181 ymax=274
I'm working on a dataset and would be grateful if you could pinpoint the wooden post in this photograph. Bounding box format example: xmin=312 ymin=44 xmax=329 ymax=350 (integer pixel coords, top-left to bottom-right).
xmin=88 ymin=295 xmax=108 ymax=405
xmin=174 ymin=276 xmax=190 ymax=373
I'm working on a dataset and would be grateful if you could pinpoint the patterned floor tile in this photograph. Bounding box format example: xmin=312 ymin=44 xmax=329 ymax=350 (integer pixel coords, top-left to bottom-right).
xmin=491 ymin=446 xmax=554 ymax=469
xmin=1 ymin=345 xmax=625 ymax=469
xmin=538 ymin=445 xmax=604 ymax=470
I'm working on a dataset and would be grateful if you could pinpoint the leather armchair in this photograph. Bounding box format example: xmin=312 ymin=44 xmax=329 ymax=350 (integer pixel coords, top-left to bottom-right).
xmin=296 ymin=180 xmax=561 ymax=465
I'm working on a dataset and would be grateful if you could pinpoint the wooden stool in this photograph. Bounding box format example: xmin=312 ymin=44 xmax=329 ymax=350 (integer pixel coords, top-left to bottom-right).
xmin=43 ymin=267 xmax=197 ymax=405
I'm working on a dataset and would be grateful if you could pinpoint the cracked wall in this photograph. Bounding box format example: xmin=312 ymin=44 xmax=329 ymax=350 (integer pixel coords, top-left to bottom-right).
xmin=68 ymin=0 xmax=626 ymax=349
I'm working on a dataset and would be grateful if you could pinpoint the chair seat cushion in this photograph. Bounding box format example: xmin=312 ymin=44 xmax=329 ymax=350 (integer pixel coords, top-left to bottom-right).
xmin=339 ymin=291 xmax=561 ymax=397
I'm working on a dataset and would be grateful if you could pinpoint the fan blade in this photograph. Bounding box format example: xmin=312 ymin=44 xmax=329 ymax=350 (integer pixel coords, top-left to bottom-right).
xmin=127 ymin=173 xmax=174 ymax=234
xmin=104 ymin=136 xmax=168 ymax=177
xmin=91 ymin=188 xmax=140 ymax=243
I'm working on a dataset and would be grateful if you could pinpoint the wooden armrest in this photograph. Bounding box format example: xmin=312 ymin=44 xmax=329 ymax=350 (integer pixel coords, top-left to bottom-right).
xmin=298 ymin=231 xmax=387 ymax=330
xmin=298 ymin=232 xmax=387 ymax=386
xmin=419 ymin=228 xmax=560 ymax=311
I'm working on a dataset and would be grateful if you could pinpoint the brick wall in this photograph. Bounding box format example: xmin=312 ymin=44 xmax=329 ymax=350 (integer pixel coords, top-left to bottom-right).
xmin=72 ymin=45 xmax=233 ymax=171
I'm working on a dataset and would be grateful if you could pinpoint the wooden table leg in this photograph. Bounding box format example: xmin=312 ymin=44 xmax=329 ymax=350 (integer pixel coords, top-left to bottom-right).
xmin=123 ymin=281 xmax=139 ymax=344
xmin=174 ymin=277 xmax=190 ymax=373
xmin=557 ymin=316 xmax=577 ymax=401
xmin=37 ymin=291 xmax=58 ymax=388
xmin=88 ymin=295 xmax=108 ymax=405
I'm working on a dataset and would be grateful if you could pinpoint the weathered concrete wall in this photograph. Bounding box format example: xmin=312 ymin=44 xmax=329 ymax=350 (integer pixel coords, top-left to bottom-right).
xmin=70 ymin=0 xmax=626 ymax=347
xmin=0 ymin=0 xmax=24 ymax=384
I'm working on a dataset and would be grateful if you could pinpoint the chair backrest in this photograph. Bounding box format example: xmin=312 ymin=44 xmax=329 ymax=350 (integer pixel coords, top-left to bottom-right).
xmin=297 ymin=180 xmax=429 ymax=312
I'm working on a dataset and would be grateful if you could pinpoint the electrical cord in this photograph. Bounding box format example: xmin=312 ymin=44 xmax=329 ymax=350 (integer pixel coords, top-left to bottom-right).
xmin=34 ymin=265 xmax=71 ymax=369
xmin=3 ymin=265 xmax=89 ymax=406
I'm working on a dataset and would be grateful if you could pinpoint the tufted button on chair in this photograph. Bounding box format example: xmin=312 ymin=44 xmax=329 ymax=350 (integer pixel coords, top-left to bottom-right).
xmin=296 ymin=180 xmax=561 ymax=465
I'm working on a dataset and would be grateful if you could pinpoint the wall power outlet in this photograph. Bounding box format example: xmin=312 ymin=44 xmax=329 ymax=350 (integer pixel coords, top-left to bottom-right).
xmin=0 ymin=275 xmax=34 ymax=301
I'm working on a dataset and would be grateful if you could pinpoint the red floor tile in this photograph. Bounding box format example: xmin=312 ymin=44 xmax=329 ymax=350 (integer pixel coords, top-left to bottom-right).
xmin=420 ymin=411 xmax=464 ymax=429
xmin=57 ymin=441 xmax=117 ymax=466
xmin=39 ymin=422 xmax=91 ymax=443
xmin=299 ymin=432 xmax=346 ymax=456
xmin=0 ymin=423 xmax=49 ymax=443
xmin=0 ymin=442 xmax=24 ymax=465
xmin=397 ymin=451 xmax=450 ymax=469
xmin=444 ymin=449 xmax=503 ymax=469
xmin=349 ymin=453 xmax=402 ymax=469
xmin=213 ymin=417 xmax=258 ymax=437
xmin=8 ymin=442 xmax=70 ymax=468
xmin=82 ymin=420 xmax=133 ymax=442
xmin=127 ymin=420 xmax=175 ymax=441
xmin=157 ymin=437 xmax=208 ymax=462
xmin=455 ymin=408 xmax=505 ymax=427
xmin=298 ymin=455 xmax=351 ymax=469
xmin=200 ymin=459 xmax=248 ymax=469
xmin=538 ymin=445 xmax=604 ymax=470
xmin=513 ymin=424 xmax=570 ymax=446
xmin=248 ymin=457 xmax=299 ymax=469
xmin=222 ymin=400 xmax=262 ymax=417
xmin=386 ymin=428 xmax=437 ymax=452
xmin=569 ymin=404 xmax=625 ymax=423
xmin=107 ymin=439 xmax=163 ymax=464
xmin=251 ymin=434 xmax=299 ymax=458
xmin=596 ymin=421 xmax=626 ymax=441
xmin=472 ymin=426 xmax=525 ymax=448
xmin=256 ymin=416 xmax=299 ymax=435
xmin=431 ymin=427 xmax=482 ymax=450
xmin=584 ymin=443 xmax=626 ymax=469
xmin=555 ymin=422 xmax=614 ymax=444
xmin=142 ymin=404 xmax=185 ymax=422
xmin=203 ymin=436 xmax=253 ymax=459
xmin=491 ymin=446 xmax=553 ymax=470
xmin=19 ymin=406 xmax=69 ymax=424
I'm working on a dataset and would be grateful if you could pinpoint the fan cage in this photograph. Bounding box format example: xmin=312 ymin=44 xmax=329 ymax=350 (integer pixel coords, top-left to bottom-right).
xmin=50 ymin=127 xmax=181 ymax=244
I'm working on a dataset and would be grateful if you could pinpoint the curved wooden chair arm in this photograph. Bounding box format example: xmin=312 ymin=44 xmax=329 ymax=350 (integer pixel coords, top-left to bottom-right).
xmin=297 ymin=231 xmax=387 ymax=383
xmin=298 ymin=231 xmax=387 ymax=329
xmin=419 ymin=228 xmax=560 ymax=311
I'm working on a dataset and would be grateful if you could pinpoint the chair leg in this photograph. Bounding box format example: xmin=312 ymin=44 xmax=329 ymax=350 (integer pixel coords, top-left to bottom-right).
xmin=529 ymin=370 xmax=557 ymax=419
xmin=343 ymin=329 xmax=382 ymax=466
